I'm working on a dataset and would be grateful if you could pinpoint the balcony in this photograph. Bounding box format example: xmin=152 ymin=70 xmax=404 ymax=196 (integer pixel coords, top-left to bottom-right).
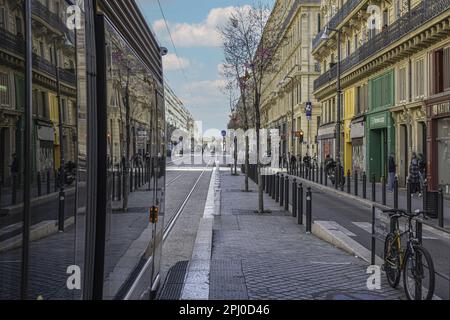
xmin=312 ymin=0 xmax=361 ymax=50
xmin=32 ymin=0 xmax=69 ymax=35
xmin=314 ymin=0 xmax=450 ymax=92
xmin=0 ymin=28 xmax=76 ymax=86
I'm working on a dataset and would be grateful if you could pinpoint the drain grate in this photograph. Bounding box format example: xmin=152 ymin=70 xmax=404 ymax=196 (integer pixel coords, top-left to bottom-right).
xmin=157 ymin=261 xmax=189 ymax=300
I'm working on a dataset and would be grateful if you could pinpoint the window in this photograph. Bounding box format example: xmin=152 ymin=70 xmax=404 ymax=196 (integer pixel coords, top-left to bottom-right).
xmin=431 ymin=47 xmax=450 ymax=95
xmin=0 ymin=6 xmax=5 ymax=29
xmin=346 ymin=40 xmax=351 ymax=57
xmin=356 ymin=84 xmax=368 ymax=115
xmin=354 ymin=34 xmax=358 ymax=50
xmin=0 ymin=72 xmax=9 ymax=106
xmin=398 ymin=67 xmax=407 ymax=103
xmin=15 ymin=16 xmax=22 ymax=36
xmin=414 ymin=59 xmax=425 ymax=98
xmin=383 ymin=9 xmax=389 ymax=28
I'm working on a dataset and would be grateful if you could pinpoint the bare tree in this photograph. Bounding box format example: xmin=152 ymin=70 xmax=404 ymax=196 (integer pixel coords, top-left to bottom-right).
xmin=220 ymin=2 xmax=280 ymax=213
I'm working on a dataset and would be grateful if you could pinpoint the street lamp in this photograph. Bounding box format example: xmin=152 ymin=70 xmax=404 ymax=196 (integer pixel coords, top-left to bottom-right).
xmin=321 ymin=26 xmax=342 ymax=186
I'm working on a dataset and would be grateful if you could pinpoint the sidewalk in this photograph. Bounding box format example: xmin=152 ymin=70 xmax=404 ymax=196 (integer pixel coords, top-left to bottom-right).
xmin=206 ymin=170 xmax=405 ymax=300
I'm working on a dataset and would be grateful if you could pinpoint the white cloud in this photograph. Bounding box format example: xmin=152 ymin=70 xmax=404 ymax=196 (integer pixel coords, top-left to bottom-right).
xmin=152 ymin=5 xmax=252 ymax=48
xmin=163 ymin=53 xmax=190 ymax=71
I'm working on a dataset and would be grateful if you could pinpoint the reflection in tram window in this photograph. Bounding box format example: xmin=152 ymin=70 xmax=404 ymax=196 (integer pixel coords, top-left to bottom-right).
xmin=0 ymin=0 xmax=87 ymax=300
xmin=103 ymin=21 xmax=157 ymax=300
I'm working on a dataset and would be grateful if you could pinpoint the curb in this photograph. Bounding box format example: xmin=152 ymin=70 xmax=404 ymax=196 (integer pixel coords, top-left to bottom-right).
xmin=0 ymin=216 xmax=75 ymax=253
xmin=0 ymin=187 xmax=77 ymax=216
xmin=295 ymin=177 xmax=450 ymax=241
xmin=181 ymin=163 xmax=220 ymax=300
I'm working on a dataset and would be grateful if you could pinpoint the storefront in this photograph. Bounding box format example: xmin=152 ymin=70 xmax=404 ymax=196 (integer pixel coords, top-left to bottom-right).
xmin=317 ymin=123 xmax=335 ymax=164
xmin=350 ymin=116 xmax=366 ymax=174
xmin=427 ymin=96 xmax=450 ymax=193
xmin=366 ymin=111 xmax=395 ymax=181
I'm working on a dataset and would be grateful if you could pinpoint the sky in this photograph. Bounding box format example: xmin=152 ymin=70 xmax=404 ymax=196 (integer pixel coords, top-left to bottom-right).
xmin=136 ymin=0 xmax=275 ymax=132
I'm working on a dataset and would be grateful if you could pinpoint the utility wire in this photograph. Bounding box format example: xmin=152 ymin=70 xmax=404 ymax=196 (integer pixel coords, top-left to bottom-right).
xmin=156 ymin=0 xmax=194 ymax=99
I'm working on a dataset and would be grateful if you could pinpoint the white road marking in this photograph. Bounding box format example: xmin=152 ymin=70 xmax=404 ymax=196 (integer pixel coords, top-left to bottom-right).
xmin=316 ymin=221 xmax=357 ymax=237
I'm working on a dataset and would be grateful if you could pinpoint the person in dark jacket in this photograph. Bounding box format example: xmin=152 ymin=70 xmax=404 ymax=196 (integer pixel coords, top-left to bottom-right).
xmin=388 ymin=153 xmax=396 ymax=192
xmin=418 ymin=153 xmax=426 ymax=192
xmin=409 ymin=153 xmax=421 ymax=196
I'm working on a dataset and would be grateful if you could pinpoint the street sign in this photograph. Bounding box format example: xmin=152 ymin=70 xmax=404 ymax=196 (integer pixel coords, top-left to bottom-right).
xmin=306 ymin=102 xmax=312 ymax=120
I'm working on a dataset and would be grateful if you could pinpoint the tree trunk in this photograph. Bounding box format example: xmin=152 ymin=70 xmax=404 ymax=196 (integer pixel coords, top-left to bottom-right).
xmin=256 ymin=125 xmax=264 ymax=213
xmin=245 ymin=135 xmax=249 ymax=192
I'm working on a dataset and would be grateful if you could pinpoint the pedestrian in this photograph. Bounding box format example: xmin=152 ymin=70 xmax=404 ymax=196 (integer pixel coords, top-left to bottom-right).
xmin=290 ymin=153 xmax=297 ymax=174
xmin=10 ymin=153 xmax=18 ymax=176
xmin=388 ymin=152 xmax=396 ymax=192
xmin=409 ymin=153 xmax=421 ymax=196
xmin=418 ymin=153 xmax=426 ymax=192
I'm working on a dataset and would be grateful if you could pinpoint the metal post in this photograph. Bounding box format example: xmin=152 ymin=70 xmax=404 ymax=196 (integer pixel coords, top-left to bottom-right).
xmin=298 ymin=183 xmax=304 ymax=225
xmin=47 ymin=170 xmax=51 ymax=194
xmin=340 ymin=167 xmax=344 ymax=192
xmin=347 ymin=170 xmax=351 ymax=194
xmin=335 ymin=29 xmax=342 ymax=196
xmin=438 ymin=188 xmax=444 ymax=228
xmin=54 ymin=170 xmax=58 ymax=192
xmin=394 ymin=177 xmax=399 ymax=209
xmin=275 ymin=174 xmax=280 ymax=202
xmin=372 ymin=174 xmax=376 ymax=202
xmin=37 ymin=172 xmax=42 ymax=197
xmin=422 ymin=179 xmax=428 ymax=214
xmin=354 ymin=171 xmax=358 ymax=196
xmin=335 ymin=166 xmax=339 ymax=190
xmin=280 ymin=174 xmax=284 ymax=207
xmin=130 ymin=166 xmax=133 ymax=192
xmin=407 ymin=177 xmax=412 ymax=214
xmin=363 ymin=172 xmax=367 ymax=199
xmin=285 ymin=176 xmax=289 ymax=211
xmin=312 ymin=164 xmax=315 ymax=182
xmin=382 ymin=176 xmax=386 ymax=206
xmin=320 ymin=165 xmax=323 ymax=185
xmin=324 ymin=167 xmax=328 ymax=187
xmin=12 ymin=173 xmax=17 ymax=205
xmin=415 ymin=220 xmax=423 ymax=300
xmin=112 ymin=167 xmax=116 ymax=201
xmin=371 ymin=206 xmax=376 ymax=266
xmin=292 ymin=179 xmax=297 ymax=218
xmin=306 ymin=187 xmax=312 ymax=234
xmin=118 ymin=167 xmax=122 ymax=201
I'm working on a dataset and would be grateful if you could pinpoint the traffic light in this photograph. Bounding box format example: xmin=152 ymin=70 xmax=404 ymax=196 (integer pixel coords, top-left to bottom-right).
xmin=299 ymin=130 xmax=304 ymax=143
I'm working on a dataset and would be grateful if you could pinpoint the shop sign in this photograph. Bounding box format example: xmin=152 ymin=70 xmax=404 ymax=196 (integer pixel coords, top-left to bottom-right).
xmin=432 ymin=101 xmax=450 ymax=117
xmin=350 ymin=122 xmax=365 ymax=139
xmin=370 ymin=114 xmax=386 ymax=128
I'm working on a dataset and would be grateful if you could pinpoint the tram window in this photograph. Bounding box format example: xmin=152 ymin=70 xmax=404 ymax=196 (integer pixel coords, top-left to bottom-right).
xmin=102 ymin=21 xmax=158 ymax=300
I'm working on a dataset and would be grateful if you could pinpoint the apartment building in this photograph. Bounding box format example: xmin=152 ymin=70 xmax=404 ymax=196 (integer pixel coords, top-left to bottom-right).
xmin=260 ymin=0 xmax=321 ymax=160
xmin=312 ymin=0 xmax=450 ymax=191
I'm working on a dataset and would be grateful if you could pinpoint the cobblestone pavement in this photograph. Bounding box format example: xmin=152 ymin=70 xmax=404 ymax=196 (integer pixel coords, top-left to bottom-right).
xmin=210 ymin=170 xmax=406 ymax=300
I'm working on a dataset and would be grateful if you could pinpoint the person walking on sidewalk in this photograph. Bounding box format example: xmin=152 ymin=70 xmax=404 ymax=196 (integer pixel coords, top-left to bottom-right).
xmin=409 ymin=153 xmax=421 ymax=197
xmin=418 ymin=153 xmax=426 ymax=193
xmin=388 ymin=152 xmax=396 ymax=192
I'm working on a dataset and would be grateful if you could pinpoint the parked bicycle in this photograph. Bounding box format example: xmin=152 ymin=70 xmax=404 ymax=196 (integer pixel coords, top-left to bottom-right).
xmin=383 ymin=209 xmax=435 ymax=300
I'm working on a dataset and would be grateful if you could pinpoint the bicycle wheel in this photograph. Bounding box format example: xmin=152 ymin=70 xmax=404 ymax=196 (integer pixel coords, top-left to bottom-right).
xmin=384 ymin=233 xmax=401 ymax=288
xmin=403 ymin=245 xmax=435 ymax=300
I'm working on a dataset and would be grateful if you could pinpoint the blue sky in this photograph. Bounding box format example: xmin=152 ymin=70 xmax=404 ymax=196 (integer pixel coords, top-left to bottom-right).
xmin=136 ymin=0 xmax=275 ymax=131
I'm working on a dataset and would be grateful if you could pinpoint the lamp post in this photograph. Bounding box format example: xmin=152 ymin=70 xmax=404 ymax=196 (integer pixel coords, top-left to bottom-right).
xmin=321 ymin=26 xmax=342 ymax=185
xmin=283 ymin=76 xmax=295 ymax=155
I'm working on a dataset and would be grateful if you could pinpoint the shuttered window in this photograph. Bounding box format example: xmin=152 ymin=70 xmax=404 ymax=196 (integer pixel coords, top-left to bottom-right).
xmin=414 ymin=59 xmax=425 ymax=98
xmin=0 ymin=72 xmax=9 ymax=106
xmin=398 ymin=67 xmax=407 ymax=103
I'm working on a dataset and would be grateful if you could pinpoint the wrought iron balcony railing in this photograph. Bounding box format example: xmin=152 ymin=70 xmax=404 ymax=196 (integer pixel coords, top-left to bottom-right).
xmin=32 ymin=0 xmax=69 ymax=35
xmin=0 ymin=28 xmax=76 ymax=86
xmin=313 ymin=0 xmax=450 ymax=92
xmin=312 ymin=0 xmax=361 ymax=50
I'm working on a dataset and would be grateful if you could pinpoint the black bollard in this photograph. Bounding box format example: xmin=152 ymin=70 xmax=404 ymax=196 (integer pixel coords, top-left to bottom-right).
xmin=297 ymin=183 xmax=304 ymax=225
xmin=422 ymin=179 xmax=428 ymax=215
xmin=320 ymin=165 xmax=323 ymax=185
xmin=47 ymin=170 xmax=51 ymax=194
xmin=275 ymin=174 xmax=280 ymax=202
xmin=312 ymin=164 xmax=315 ymax=182
xmin=335 ymin=166 xmax=339 ymax=190
xmin=382 ymin=176 xmax=386 ymax=205
xmin=12 ymin=173 xmax=17 ymax=205
xmin=407 ymin=177 xmax=412 ymax=214
xmin=394 ymin=177 xmax=399 ymax=209
xmin=292 ymin=179 xmax=297 ymax=218
xmin=340 ymin=168 xmax=345 ymax=192
xmin=280 ymin=174 xmax=284 ymax=207
xmin=438 ymin=188 xmax=444 ymax=228
xmin=354 ymin=171 xmax=358 ymax=197
xmin=324 ymin=167 xmax=328 ymax=187
xmin=347 ymin=170 xmax=351 ymax=194
xmin=37 ymin=171 xmax=42 ymax=197
xmin=112 ymin=168 xmax=116 ymax=201
xmin=363 ymin=172 xmax=367 ymax=199
xmin=306 ymin=187 xmax=312 ymax=234
xmin=130 ymin=167 xmax=134 ymax=192
xmin=285 ymin=176 xmax=289 ymax=211
xmin=58 ymin=190 xmax=65 ymax=232
xmin=54 ymin=170 xmax=58 ymax=192
xmin=372 ymin=174 xmax=376 ymax=202
xmin=118 ymin=169 xmax=122 ymax=201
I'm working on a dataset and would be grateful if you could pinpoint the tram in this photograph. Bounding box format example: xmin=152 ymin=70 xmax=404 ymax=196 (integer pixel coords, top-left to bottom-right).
xmin=0 ymin=0 xmax=166 ymax=300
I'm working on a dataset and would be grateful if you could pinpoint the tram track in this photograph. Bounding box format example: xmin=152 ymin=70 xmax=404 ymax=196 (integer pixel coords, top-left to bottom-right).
xmin=123 ymin=160 xmax=214 ymax=300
